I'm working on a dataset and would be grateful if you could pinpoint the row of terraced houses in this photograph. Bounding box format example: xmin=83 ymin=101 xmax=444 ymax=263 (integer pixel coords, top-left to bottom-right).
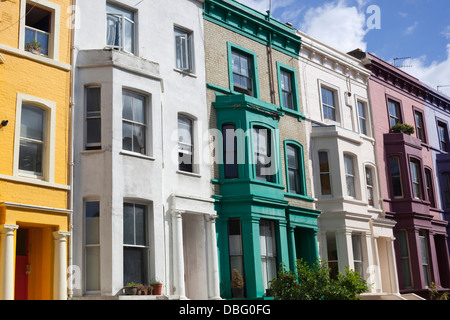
xmin=0 ymin=0 xmax=449 ymax=301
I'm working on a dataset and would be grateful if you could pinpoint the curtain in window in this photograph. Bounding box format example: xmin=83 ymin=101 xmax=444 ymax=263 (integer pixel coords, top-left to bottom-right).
xmin=260 ymin=220 xmax=277 ymax=290
xmin=106 ymin=14 xmax=121 ymax=48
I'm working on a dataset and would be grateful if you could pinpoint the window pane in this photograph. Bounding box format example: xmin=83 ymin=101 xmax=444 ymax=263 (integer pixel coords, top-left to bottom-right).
xmin=106 ymin=14 xmax=121 ymax=47
xmin=86 ymin=246 xmax=100 ymax=291
xmin=134 ymin=204 xmax=146 ymax=246
xmin=86 ymin=118 xmax=101 ymax=145
xmin=87 ymin=87 xmax=101 ymax=113
xmin=19 ymin=140 xmax=43 ymax=174
xmin=124 ymin=19 xmax=134 ymax=53
xmin=123 ymin=203 xmax=134 ymax=245
xmin=132 ymin=124 xmax=145 ymax=154
xmin=122 ymin=121 xmax=133 ymax=151
xmin=122 ymin=92 xmax=134 ymax=120
xmin=85 ymin=201 xmax=100 ymax=245
xmin=123 ymin=247 xmax=146 ymax=285
xmin=21 ymin=105 xmax=45 ymax=141
xmin=178 ymin=116 xmax=192 ymax=145
xmin=223 ymin=124 xmax=238 ymax=179
xmin=36 ymin=31 xmax=49 ymax=56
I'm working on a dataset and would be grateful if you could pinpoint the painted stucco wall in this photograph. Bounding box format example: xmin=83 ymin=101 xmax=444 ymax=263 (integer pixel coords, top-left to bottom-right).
xmin=72 ymin=0 xmax=216 ymax=298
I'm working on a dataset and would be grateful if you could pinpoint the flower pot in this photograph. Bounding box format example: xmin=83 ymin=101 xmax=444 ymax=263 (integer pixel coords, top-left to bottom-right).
xmin=124 ymin=286 xmax=137 ymax=295
xmin=152 ymin=283 xmax=162 ymax=295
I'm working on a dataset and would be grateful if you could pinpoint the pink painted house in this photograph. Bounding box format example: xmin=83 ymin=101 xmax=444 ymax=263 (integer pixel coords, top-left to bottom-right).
xmin=349 ymin=50 xmax=450 ymax=298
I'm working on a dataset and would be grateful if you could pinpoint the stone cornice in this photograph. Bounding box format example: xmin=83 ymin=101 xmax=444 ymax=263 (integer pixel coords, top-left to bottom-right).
xmin=204 ymin=0 xmax=301 ymax=57
xmin=357 ymin=52 xmax=450 ymax=112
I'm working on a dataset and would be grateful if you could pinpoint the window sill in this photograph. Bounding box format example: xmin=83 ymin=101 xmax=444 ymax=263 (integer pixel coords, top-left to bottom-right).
xmin=81 ymin=149 xmax=105 ymax=155
xmin=284 ymin=192 xmax=314 ymax=202
xmin=278 ymin=107 xmax=306 ymax=121
xmin=177 ymin=170 xmax=201 ymax=178
xmin=174 ymin=68 xmax=197 ymax=78
xmin=0 ymin=173 xmax=70 ymax=190
xmin=0 ymin=44 xmax=70 ymax=71
xmin=120 ymin=150 xmax=155 ymax=161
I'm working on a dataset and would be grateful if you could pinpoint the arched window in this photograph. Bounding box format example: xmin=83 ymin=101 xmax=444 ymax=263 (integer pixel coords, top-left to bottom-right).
xmin=284 ymin=141 xmax=307 ymax=196
xmin=222 ymin=123 xmax=238 ymax=179
xmin=318 ymin=151 xmax=332 ymax=197
xmin=178 ymin=115 xmax=194 ymax=173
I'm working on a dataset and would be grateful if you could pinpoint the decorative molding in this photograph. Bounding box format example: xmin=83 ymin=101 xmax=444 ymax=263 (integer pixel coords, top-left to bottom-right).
xmin=204 ymin=0 xmax=301 ymax=57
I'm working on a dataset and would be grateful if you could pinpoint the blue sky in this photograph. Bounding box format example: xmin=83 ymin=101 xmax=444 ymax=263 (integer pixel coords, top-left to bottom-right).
xmin=236 ymin=0 xmax=450 ymax=95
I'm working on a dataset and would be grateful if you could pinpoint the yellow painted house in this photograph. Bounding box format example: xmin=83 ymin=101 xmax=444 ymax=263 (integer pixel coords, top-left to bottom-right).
xmin=0 ymin=0 xmax=72 ymax=300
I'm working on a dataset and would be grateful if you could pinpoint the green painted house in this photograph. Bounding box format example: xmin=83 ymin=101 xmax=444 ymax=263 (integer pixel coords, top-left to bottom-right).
xmin=204 ymin=0 xmax=320 ymax=299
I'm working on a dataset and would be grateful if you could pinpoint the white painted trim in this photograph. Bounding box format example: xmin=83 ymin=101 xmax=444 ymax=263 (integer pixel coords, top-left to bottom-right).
xmin=13 ymin=93 xmax=57 ymax=184
xmin=0 ymin=44 xmax=71 ymax=70
xmin=19 ymin=0 xmax=61 ymax=61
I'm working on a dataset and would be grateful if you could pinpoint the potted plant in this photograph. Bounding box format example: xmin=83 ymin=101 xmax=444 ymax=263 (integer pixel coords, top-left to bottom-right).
xmin=124 ymin=282 xmax=138 ymax=295
xmin=150 ymin=279 xmax=163 ymax=295
xmin=25 ymin=39 xmax=42 ymax=55
xmin=137 ymin=283 xmax=148 ymax=295
xmin=230 ymin=269 xmax=244 ymax=298
xmin=391 ymin=123 xmax=415 ymax=135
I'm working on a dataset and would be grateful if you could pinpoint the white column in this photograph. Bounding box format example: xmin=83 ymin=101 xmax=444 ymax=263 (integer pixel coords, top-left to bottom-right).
xmin=363 ymin=232 xmax=377 ymax=293
xmin=0 ymin=225 xmax=19 ymax=300
xmin=53 ymin=231 xmax=71 ymax=300
xmin=171 ymin=210 xmax=186 ymax=298
xmin=388 ymin=236 xmax=400 ymax=294
xmin=205 ymin=214 xmax=221 ymax=300
xmin=336 ymin=230 xmax=353 ymax=274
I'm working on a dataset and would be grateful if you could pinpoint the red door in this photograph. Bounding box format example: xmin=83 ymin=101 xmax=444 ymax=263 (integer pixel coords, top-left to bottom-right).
xmin=15 ymin=229 xmax=29 ymax=300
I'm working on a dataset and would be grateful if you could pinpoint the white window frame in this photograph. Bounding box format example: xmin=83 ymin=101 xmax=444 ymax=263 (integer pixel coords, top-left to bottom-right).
xmin=174 ymin=26 xmax=194 ymax=73
xmin=85 ymin=86 xmax=102 ymax=150
xmin=365 ymin=166 xmax=375 ymax=207
xmin=19 ymin=0 xmax=60 ymax=60
xmin=318 ymin=81 xmax=341 ymax=124
xmin=13 ymin=93 xmax=56 ymax=183
xmin=123 ymin=201 xmax=150 ymax=286
xmin=178 ymin=114 xmax=195 ymax=173
xmin=344 ymin=153 xmax=356 ymax=199
xmin=318 ymin=150 xmax=333 ymax=198
xmin=106 ymin=2 xmax=136 ymax=54
xmin=410 ymin=158 xmax=423 ymax=200
xmin=122 ymin=90 xmax=148 ymax=155
xmin=357 ymin=100 xmax=369 ymax=136
xmin=84 ymin=199 xmax=101 ymax=294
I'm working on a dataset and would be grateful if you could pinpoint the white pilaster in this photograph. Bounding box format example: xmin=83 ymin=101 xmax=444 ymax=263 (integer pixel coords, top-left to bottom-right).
xmin=171 ymin=210 xmax=186 ymax=298
xmin=205 ymin=214 xmax=221 ymax=299
xmin=53 ymin=231 xmax=71 ymax=300
xmin=0 ymin=224 xmax=19 ymax=300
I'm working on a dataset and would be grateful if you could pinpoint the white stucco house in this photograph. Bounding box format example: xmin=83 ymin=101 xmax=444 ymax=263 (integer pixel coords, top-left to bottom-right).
xmin=71 ymin=0 xmax=220 ymax=299
xmin=297 ymin=31 xmax=401 ymax=298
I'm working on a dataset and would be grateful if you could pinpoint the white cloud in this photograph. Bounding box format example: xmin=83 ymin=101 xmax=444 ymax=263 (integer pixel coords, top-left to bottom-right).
xmin=442 ymin=25 xmax=450 ymax=40
xmin=406 ymin=44 xmax=450 ymax=95
xmin=404 ymin=21 xmax=419 ymax=35
xmin=299 ymin=0 xmax=368 ymax=52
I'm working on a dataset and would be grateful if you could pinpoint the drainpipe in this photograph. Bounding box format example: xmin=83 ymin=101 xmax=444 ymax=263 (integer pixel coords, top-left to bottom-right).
xmin=266 ymin=11 xmax=276 ymax=105
xmin=67 ymin=0 xmax=77 ymax=299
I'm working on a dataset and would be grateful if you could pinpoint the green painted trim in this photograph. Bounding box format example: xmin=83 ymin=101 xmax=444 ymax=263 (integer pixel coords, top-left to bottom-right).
xmin=227 ymin=42 xmax=261 ymax=99
xmin=276 ymin=62 xmax=305 ymax=121
xmin=207 ymin=83 xmax=231 ymax=94
xmin=284 ymin=192 xmax=314 ymax=202
xmin=204 ymin=0 xmax=302 ymax=58
xmin=283 ymin=140 xmax=309 ymax=198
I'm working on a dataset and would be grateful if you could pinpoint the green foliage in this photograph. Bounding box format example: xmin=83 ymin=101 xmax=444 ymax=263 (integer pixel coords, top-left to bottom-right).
xmin=429 ymin=282 xmax=449 ymax=300
xmin=269 ymin=259 xmax=370 ymax=300
xmin=391 ymin=123 xmax=415 ymax=135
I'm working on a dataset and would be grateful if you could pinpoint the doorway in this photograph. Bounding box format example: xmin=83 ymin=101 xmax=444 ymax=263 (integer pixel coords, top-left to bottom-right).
xmin=15 ymin=228 xmax=29 ymax=300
